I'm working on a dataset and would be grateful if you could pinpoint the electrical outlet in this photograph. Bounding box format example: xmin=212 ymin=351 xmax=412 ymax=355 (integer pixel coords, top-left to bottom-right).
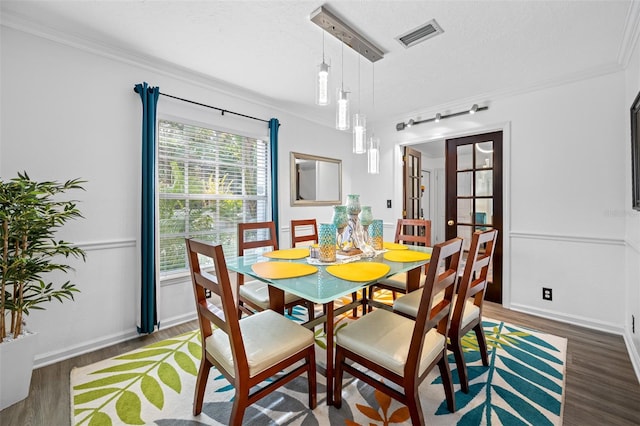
xmin=542 ymin=287 xmax=552 ymax=301
xmin=205 ymin=289 xmax=212 ymax=298
xmin=387 ymin=199 xmax=392 ymax=208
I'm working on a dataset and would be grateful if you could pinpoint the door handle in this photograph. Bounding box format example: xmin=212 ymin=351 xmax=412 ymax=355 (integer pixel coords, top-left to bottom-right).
xmin=447 ymin=220 xmax=454 ymax=226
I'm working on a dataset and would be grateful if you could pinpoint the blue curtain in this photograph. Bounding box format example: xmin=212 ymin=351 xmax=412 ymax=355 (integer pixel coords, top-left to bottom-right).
xmin=134 ymin=82 xmax=160 ymax=334
xmin=269 ymin=118 xmax=280 ymax=239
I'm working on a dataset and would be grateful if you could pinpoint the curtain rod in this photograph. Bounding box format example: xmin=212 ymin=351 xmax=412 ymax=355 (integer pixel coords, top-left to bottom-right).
xmin=160 ymin=92 xmax=269 ymax=123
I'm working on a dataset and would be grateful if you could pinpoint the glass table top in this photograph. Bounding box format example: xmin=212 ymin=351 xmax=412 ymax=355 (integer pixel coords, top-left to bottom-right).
xmin=226 ymin=246 xmax=432 ymax=304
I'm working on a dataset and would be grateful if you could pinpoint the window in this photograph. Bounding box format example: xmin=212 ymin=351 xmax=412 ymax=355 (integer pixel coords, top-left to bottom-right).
xmin=157 ymin=119 xmax=271 ymax=275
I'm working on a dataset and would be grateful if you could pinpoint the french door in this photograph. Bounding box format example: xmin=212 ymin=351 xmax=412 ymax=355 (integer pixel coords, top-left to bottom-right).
xmin=445 ymin=131 xmax=503 ymax=303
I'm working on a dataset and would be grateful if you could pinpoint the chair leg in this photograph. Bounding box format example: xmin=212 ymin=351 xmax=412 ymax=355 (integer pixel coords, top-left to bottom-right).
xmin=450 ymin=334 xmax=469 ymax=393
xmin=229 ymin=388 xmax=249 ymax=426
xmin=437 ymin=354 xmax=456 ymax=413
xmin=351 ymin=292 xmax=358 ymax=317
xmin=193 ymin=357 xmax=212 ymax=415
xmin=307 ymin=346 xmax=317 ymax=409
xmin=406 ymin=385 xmax=425 ymax=426
xmin=307 ymin=301 xmax=315 ymax=322
xmin=473 ymin=323 xmax=489 ymax=366
xmin=333 ymin=346 xmax=346 ymax=409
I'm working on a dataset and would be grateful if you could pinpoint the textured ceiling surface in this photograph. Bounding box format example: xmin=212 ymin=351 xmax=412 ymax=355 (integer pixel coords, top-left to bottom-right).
xmin=1 ymin=0 xmax=636 ymax=130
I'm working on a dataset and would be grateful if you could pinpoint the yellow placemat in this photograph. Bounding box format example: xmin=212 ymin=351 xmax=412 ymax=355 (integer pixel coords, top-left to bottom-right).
xmin=251 ymin=262 xmax=318 ymax=279
xmin=326 ymin=262 xmax=391 ymax=282
xmin=383 ymin=250 xmax=431 ymax=262
xmin=383 ymin=242 xmax=409 ymax=250
xmin=262 ymin=248 xmax=310 ymax=260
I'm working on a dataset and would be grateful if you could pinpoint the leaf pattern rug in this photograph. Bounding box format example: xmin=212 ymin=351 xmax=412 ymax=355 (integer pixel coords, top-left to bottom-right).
xmin=71 ymin=304 xmax=566 ymax=426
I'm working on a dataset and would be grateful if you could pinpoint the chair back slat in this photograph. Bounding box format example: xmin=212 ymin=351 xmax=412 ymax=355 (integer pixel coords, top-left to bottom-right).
xmin=406 ymin=237 xmax=462 ymax=376
xmin=291 ymin=219 xmax=319 ymax=247
xmin=186 ymin=238 xmax=249 ymax=376
xmin=395 ymin=218 xmax=432 ymax=247
xmin=457 ymin=230 xmax=498 ymax=307
xmin=237 ymin=221 xmax=278 ymax=285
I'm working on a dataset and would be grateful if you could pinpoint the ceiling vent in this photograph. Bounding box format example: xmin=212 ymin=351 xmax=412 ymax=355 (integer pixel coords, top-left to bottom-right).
xmin=396 ymin=19 xmax=444 ymax=48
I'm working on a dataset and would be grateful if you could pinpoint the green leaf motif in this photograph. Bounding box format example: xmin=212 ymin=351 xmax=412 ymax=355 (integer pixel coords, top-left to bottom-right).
xmin=141 ymin=374 xmax=164 ymax=410
xmin=115 ymin=348 xmax=172 ymax=360
xmin=174 ymin=351 xmax=198 ymax=376
xmin=115 ymin=390 xmax=145 ymax=425
xmin=74 ymin=387 xmax=120 ymax=405
xmin=144 ymin=339 xmax=182 ymax=349
xmin=74 ymin=373 xmax=140 ymax=390
xmin=188 ymin=341 xmax=202 ymax=359
xmin=158 ymin=361 xmax=182 ymax=393
xmin=93 ymin=361 xmax=155 ymax=374
xmin=87 ymin=411 xmax=112 ymax=426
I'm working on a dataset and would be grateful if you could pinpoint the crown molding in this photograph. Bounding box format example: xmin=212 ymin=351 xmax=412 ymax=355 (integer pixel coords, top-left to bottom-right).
xmin=618 ymin=0 xmax=640 ymax=68
xmin=0 ymin=11 xmax=334 ymax=129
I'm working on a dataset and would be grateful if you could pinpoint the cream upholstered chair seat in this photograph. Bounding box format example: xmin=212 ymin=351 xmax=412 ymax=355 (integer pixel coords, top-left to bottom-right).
xmin=336 ymin=308 xmax=445 ymax=377
xmin=206 ymin=309 xmax=314 ymax=378
xmin=239 ymin=280 xmax=303 ymax=310
xmin=375 ymin=269 xmax=427 ymax=291
xmin=394 ymin=290 xmax=480 ymax=328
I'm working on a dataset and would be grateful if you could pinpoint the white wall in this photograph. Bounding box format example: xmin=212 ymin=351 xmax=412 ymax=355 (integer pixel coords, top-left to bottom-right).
xmin=355 ymin=71 xmax=628 ymax=337
xmin=624 ymin=25 xmax=640 ymax=379
xmin=0 ymin=26 xmax=351 ymax=366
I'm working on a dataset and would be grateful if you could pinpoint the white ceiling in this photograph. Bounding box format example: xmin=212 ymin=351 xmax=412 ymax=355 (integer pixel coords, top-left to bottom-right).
xmin=1 ymin=0 xmax=637 ymax=134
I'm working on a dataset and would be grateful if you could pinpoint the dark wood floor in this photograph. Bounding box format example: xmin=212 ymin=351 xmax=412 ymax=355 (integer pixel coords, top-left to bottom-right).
xmin=1 ymin=302 xmax=639 ymax=425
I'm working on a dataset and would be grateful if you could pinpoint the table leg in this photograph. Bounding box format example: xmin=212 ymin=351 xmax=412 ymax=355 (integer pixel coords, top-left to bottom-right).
xmin=325 ymin=300 xmax=334 ymax=405
xmin=267 ymin=285 xmax=285 ymax=314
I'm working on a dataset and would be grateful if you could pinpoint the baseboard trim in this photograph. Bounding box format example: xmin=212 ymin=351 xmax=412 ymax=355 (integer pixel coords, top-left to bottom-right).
xmin=509 ymin=303 xmax=624 ymax=335
xmin=33 ymin=312 xmax=198 ymax=369
xmin=622 ymin=330 xmax=640 ymax=385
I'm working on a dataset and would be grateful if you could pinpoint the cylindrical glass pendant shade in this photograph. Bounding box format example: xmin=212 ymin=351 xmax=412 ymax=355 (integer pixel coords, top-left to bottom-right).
xmin=336 ymin=89 xmax=350 ymax=130
xmin=316 ymin=61 xmax=330 ymax=106
xmin=353 ymin=113 xmax=367 ymax=154
xmin=367 ymin=136 xmax=380 ymax=174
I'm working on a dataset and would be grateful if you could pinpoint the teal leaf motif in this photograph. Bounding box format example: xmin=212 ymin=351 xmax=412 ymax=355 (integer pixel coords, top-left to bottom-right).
xmin=493 ymin=385 xmax=555 ymax=426
xmin=502 ymin=344 xmax=564 ymax=379
xmin=500 ymin=337 xmax=563 ymax=365
xmin=496 ymin=368 xmax=561 ymax=415
xmin=493 ymin=405 xmax=529 ymax=426
xmin=504 ymin=325 xmax=562 ymax=352
xmin=499 ymin=355 xmax=562 ymax=394
xmin=457 ymin=404 xmax=485 ymax=424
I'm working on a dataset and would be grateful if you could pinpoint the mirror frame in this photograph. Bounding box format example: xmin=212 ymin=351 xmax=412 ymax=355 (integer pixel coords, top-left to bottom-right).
xmin=290 ymin=152 xmax=342 ymax=206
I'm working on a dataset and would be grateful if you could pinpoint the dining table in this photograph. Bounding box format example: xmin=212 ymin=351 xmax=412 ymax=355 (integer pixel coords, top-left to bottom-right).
xmin=226 ymin=244 xmax=432 ymax=405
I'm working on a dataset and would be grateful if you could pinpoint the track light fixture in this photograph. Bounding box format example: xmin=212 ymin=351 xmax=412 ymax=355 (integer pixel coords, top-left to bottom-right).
xmin=395 ymin=104 xmax=488 ymax=131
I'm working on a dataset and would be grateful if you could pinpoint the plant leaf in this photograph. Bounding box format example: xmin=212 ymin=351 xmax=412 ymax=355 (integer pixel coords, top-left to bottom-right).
xmin=496 ymin=369 xmax=561 ymax=414
xmin=93 ymin=361 xmax=155 ymax=374
xmin=355 ymin=403 xmax=384 ymax=421
xmin=115 ymin=348 xmax=172 ymax=360
xmin=174 ymin=351 xmax=197 ymax=376
xmin=187 ymin=341 xmax=202 ymax=359
xmin=388 ymin=406 xmax=410 ymax=422
xmin=493 ymin=384 xmax=556 ymax=425
xmin=141 ymin=374 xmax=164 ymax=410
xmin=74 ymin=373 xmax=140 ymax=390
xmin=374 ymin=389 xmax=391 ymax=416
xmin=115 ymin=390 xmax=145 ymax=425
xmin=158 ymin=361 xmax=181 ymax=393
xmin=74 ymin=388 xmax=119 ymax=405
xmin=144 ymin=339 xmax=182 ymax=349
xmin=87 ymin=411 xmax=113 ymax=426
xmin=499 ymin=355 xmax=562 ymax=394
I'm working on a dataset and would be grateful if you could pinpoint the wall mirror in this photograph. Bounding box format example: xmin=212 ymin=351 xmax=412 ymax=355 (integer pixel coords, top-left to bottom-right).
xmin=290 ymin=152 xmax=342 ymax=206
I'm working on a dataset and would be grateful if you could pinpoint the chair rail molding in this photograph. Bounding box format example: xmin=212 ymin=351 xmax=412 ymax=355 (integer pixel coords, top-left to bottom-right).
xmin=509 ymin=231 xmax=625 ymax=246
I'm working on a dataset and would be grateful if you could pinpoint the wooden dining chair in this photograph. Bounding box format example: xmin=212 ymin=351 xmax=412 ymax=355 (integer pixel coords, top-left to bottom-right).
xmin=367 ymin=218 xmax=432 ymax=309
xmin=334 ymin=238 xmax=462 ymax=425
xmin=185 ymin=239 xmax=317 ymax=425
xmin=393 ymin=229 xmax=498 ymax=393
xmin=290 ymin=219 xmax=318 ymax=247
xmin=237 ymin=221 xmax=314 ymax=318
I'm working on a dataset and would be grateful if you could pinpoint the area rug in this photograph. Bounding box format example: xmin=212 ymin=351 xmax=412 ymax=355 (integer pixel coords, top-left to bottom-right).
xmin=71 ymin=306 xmax=566 ymax=425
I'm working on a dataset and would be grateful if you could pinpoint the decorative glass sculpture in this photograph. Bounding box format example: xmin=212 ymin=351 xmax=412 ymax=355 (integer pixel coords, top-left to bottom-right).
xmin=332 ymin=205 xmax=348 ymax=250
xmin=346 ymin=194 xmax=361 ymax=216
xmin=359 ymin=206 xmax=373 ymax=233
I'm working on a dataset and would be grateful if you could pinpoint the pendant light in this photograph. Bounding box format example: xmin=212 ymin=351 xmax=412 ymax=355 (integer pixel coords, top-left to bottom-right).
xmin=367 ymin=63 xmax=380 ymax=174
xmin=352 ymin=43 xmax=366 ymax=154
xmin=316 ymin=32 xmax=330 ymax=106
xmin=336 ymin=35 xmax=350 ymax=131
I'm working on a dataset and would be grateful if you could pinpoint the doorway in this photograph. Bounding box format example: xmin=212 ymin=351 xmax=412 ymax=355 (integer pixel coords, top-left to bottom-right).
xmin=445 ymin=131 xmax=503 ymax=303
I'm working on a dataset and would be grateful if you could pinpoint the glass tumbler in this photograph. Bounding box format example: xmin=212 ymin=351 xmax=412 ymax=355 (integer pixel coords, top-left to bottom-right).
xmin=369 ymin=219 xmax=383 ymax=250
xmin=318 ymin=223 xmax=337 ymax=262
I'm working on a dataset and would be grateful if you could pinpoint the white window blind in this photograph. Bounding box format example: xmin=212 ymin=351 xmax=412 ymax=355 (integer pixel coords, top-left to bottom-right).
xmin=158 ymin=119 xmax=271 ymax=275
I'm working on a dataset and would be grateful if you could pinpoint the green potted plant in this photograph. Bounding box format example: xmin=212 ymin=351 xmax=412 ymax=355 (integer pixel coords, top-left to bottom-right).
xmin=0 ymin=172 xmax=86 ymax=409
